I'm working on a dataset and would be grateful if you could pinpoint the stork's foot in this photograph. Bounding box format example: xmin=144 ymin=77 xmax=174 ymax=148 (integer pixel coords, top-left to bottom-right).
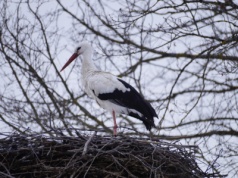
xmin=113 ymin=125 xmax=118 ymax=137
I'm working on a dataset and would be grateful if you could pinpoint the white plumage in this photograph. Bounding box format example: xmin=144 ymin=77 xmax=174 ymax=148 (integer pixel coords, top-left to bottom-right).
xmin=61 ymin=42 xmax=157 ymax=135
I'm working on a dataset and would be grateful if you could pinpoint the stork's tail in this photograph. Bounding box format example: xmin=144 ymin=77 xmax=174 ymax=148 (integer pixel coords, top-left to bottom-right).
xmin=142 ymin=116 xmax=156 ymax=131
xmin=129 ymin=112 xmax=156 ymax=131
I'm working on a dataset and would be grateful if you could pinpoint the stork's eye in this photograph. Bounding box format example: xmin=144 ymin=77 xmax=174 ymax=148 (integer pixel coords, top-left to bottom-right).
xmin=77 ymin=47 xmax=81 ymax=51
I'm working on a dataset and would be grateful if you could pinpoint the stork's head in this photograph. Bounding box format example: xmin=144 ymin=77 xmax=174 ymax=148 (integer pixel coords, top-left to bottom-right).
xmin=60 ymin=41 xmax=91 ymax=72
xmin=74 ymin=41 xmax=91 ymax=55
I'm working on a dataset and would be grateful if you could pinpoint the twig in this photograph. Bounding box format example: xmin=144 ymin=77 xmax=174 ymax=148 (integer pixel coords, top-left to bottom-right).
xmin=82 ymin=131 xmax=96 ymax=156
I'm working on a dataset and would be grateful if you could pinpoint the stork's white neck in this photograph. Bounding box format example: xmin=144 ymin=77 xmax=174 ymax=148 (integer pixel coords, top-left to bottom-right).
xmin=81 ymin=47 xmax=97 ymax=77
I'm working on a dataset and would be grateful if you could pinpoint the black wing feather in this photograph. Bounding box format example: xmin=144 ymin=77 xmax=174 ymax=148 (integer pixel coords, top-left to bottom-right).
xmin=97 ymin=78 xmax=157 ymax=130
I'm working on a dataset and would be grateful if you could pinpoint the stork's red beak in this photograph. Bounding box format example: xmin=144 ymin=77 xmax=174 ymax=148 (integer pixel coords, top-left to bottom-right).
xmin=60 ymin=53 xmax=79 ymax=72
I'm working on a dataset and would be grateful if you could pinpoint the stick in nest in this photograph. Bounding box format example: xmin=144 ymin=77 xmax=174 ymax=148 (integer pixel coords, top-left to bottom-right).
xmin=82 ymin=131 xmax=96 ymax=156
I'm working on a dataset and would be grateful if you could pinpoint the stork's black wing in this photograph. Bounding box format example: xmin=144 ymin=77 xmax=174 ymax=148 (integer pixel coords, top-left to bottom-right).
xmin=97 ymin=79 xmax=157 ymax=130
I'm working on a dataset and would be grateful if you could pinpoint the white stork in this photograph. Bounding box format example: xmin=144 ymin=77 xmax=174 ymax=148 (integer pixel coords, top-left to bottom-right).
xmin=60 ymin=42 xmax=157 ymax=136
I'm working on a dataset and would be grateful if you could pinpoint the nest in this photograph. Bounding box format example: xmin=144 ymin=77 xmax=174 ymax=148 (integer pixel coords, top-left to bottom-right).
xmin=0 ymin=131 xmax=221 ymax=178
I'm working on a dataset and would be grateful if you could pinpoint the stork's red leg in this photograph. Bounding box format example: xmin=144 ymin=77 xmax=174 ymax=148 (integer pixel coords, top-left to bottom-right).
xmin=112 ymin=111 xmax=117 ymax=136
